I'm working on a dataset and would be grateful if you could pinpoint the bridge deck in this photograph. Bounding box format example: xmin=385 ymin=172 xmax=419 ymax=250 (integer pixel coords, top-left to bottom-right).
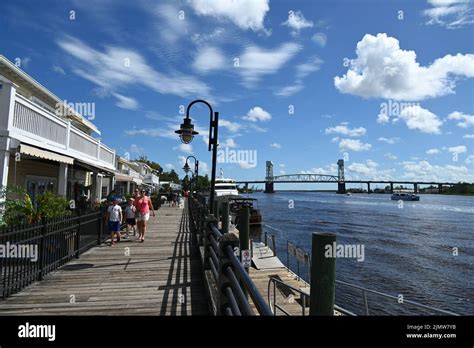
xmin=0 ymin=205 xmax=208 ymax=315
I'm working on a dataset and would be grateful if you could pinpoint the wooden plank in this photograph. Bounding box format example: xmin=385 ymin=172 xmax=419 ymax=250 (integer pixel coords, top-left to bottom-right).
xmin=0 ymin=205 xmax=209 ymax=316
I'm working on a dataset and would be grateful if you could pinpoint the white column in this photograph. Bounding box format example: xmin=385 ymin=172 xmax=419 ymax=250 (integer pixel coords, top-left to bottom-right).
xmin=58 ymin=163 xmax=68 ymax=197
xmin=0 ymin=136 xmax=11 ymax=189
xmin=0 ymin=80 xmax=16 ymax=133
xmin=96 ymin=174 xmax=103 ymax=201
xmin=126 ymin=181 xmax=130 ymax=195
xmin=110 ymin=176 xmax=115 ymax=192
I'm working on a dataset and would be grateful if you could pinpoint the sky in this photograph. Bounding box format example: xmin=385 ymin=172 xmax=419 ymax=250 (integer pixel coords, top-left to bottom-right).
xmin=0 ymin=0 xmax=473 ymax=189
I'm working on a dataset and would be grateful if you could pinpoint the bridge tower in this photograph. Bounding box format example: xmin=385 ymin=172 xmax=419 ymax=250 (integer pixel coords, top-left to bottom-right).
xmin=337 ymin=159 xmax=346 ymax=194
xmin=264 ymin=161 xmax=274 ymax=193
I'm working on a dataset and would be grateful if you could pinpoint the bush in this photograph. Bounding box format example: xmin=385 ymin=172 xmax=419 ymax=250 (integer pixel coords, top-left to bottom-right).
xmin=36 ymin=191 xmax=71 ymax=220
xmin=0 ymin=186 xmax=71 ymax=227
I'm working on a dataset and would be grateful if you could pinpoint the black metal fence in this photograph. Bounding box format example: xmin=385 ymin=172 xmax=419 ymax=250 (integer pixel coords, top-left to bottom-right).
xmin=0 ymin=208 xmax=106 ymax=300
xmin=188 ymin=194 xmax=272 ymax=316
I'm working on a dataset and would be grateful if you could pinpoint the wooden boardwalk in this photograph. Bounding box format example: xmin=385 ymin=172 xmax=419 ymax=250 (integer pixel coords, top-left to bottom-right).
xmin=0 ymin=205 xmax=208 ymax=315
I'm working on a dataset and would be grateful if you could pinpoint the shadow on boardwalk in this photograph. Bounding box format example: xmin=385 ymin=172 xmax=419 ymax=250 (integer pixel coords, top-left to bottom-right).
xmin=0 ymin=205 xmax=208 ymax=315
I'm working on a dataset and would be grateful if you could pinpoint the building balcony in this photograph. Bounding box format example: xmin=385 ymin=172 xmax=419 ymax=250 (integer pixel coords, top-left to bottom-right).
xmin=143 ymin=173 xmax=159 ymax=185
xmin=5 ymin=92 xmax=115 ymax=170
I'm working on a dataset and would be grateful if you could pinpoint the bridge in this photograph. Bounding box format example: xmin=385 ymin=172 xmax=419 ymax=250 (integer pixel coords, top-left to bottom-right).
xmin=236 ymin=160 xmax=460 ymax=194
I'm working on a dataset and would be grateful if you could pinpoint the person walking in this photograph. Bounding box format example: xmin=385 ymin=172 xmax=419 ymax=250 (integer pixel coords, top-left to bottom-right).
xmin=135 ymin=189 xmax=155 ymax=242
xmin=107 ymin=198 xmax=123 ymax=246
xmin=123 ymin=198 xmax=136 ymax=238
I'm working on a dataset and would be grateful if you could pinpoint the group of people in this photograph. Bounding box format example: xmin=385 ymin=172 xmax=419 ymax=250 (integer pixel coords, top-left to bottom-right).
xmin=106 ymin=188 xmax=155 ymax=246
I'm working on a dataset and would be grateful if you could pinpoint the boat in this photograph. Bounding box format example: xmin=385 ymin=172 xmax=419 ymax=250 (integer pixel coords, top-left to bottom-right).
xmin=391 ymin=190 xmax=420 ymax=201
xmin=214 ymin=169 xmax=239 ymax=197
xmin=228 ymin=197 xmax=263 ymax=227
xmin=346 ymin=192 xmax=352 ymax=196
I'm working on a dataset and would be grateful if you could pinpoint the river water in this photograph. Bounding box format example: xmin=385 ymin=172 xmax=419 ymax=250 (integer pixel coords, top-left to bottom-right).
xmin=246 ymin=192 xmax=473 ymax=315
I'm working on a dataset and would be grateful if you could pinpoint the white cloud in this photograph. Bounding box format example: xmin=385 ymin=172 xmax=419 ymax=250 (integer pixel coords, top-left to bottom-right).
xmin=129 ymin=144 xmax=144 ymax=155
xmin=423 ymin=0 xmax=474 ymax=29
xmin=193 ymin=46 xmax=226 ymax=73
xmin=465 ymin=155 xmax=474 ymax=164
xmin=270 ymin=143 xmax=282 ymax=149
xmin=347 ymin=160 xmax=395 ymax=180
xmin=402 ymin=160 xmax=474 ymax=182
xmin=397 ymin=106 xmax=443 ymax=134
xmin=331 ymin=137 xmax=340 ymax=143
xmin=188 ymin=0 xmax=270 ymax=32
xmin=279 ymin=170 xmax=286 ymax=175
xmin=220 ymin=119 xmax=242 ymax=133
xmin=384 ymin=153 xmax=398 ymax=160
xmin=165 ymin=163 xmax=175 ymax=170
xmin=448 ymin=145 xmax=467 ymax=154
xmin=239 ymin=162 xmax=257 ymax=169
xmin=334 ymin=33 xmax=474 ymax=101
xmin=448 ymin=111 xmax=474 ymax=128
xmin=378 ymin=137 xmax=400 ymax=144
xmin=222 ymin=138 xmax=238 ymax=148
xmin=238 ymin=43 xmax=301 ymax=86
xmin=57 ymin=36 xmax=212 ymax=103
xmin=296 ymin=56 xmax=324 ymax=79
xmin=153 ymin=4 xmax=190 ymax=43
xmin=52 ymin=65 xmax=66 ymax=75
xmin=301 ymin=163 xmax=338 ymax=175
xmin=243 ymin=107 xmax=271 ymax=122
xmin=325 ymin=123 xmax=366 ymax=137
xmin=312 ymin=32 xmax=327 ymax=47
xmin=282 ymin=10 xmax=313 ymax=33
xmin=339 ymin=138 xmax=372 ymax=152
xmin=174 ymin=143 xmax=193 ymax=154
xmin=426 ymin=148 xmax=441 ymax=155
xmin=113 ymin=93 xmax=139 ymax=110
xmin=275 ymin=83 xmax=304 ymax=97
xmin=463 ymin=134 xmax=474 ymax=138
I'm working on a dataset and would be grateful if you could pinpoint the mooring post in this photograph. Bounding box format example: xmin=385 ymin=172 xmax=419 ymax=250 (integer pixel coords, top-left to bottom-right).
xmin=310 ymin=232 xmax=337 ymax=316
xmin=213 ymin=200 xmax=220 ymax=226
xmin=221 ymin=201 xmax=229 ymax=234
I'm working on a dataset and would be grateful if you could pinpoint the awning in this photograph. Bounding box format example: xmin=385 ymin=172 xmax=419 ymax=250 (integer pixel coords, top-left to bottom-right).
xmin=20 ymin=144 xmax=74 ymax=164
xmin=115 ymin=173 xmax=134 ymax=182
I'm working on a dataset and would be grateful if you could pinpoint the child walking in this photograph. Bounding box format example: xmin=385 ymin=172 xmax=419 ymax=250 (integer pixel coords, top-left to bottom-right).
xmin=124 ymin=198 xmax=136 ymax=238
xmin=107 ymin=198 xmax=123 ymax=246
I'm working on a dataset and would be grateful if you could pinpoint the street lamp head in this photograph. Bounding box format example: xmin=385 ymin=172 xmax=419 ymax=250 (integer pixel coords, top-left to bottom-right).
xmin=175 ymin=117 xmax=198 ymax=144
xmin=183 ymin=162 xmax=191 ymax=173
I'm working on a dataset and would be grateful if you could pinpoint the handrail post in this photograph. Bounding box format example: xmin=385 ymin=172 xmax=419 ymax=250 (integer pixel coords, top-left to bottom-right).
xmin=203 ymin=214 xmax=217 ymax=271
xmin=38 ymin=221 xmax=47 ymax=281
xmin=309 ymin=232 xmax=336 ymax=316
xmin=97 ymin=208 xmax=103 ymax=245
xmin=75 ymin=210 xmax=81 ymax=259
xmin=217 ymin=233 xmax=240 ymax=315
xmin=220 ymin=201 xmax=229 ymax=234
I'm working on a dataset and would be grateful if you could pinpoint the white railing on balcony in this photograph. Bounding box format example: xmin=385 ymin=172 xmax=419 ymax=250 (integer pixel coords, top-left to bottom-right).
xmin=10 ymin=93 xmax=116 ymax=169
xmin=126 ymin=168 xmax=141 ymax=179
xmin=144 ymin=173 xmax=159 ymax=185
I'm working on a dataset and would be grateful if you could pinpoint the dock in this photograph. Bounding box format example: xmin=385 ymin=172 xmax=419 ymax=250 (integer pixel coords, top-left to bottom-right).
xmin=0 ymin=205 xmax=208 ymax=315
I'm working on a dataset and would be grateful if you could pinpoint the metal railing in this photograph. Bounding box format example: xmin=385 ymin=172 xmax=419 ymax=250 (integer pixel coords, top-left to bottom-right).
xmin=0 ymin=208 xmax=107 ymax=300
xmin=267 ymin=276 xmax=357 ymax=316
xmin=188 ymin=194 xmax=272 ymax=316
xmin=282 ymin=240 xmax=460 ymax=316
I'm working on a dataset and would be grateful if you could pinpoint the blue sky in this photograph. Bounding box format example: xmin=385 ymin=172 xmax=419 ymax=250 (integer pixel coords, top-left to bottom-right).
xmin=1 ymin=0 xmax=473 ymax=189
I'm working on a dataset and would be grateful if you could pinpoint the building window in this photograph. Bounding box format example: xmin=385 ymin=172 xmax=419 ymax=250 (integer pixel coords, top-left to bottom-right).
xmin=25 ymin=176 xmax=57 ymax=206
xmin=101 ymin=186 xmax=108 ymax=198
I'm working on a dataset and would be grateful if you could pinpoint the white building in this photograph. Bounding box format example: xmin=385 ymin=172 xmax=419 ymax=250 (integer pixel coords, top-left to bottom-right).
xmin=0 ymin=55 xmax=116 ymax=206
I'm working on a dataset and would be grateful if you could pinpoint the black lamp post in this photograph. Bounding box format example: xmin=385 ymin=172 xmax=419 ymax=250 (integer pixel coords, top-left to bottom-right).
xmin=183 ymin=155 xmax=199 ymax=194
xmin=175 ymin=99 xmax=219 ymax=212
